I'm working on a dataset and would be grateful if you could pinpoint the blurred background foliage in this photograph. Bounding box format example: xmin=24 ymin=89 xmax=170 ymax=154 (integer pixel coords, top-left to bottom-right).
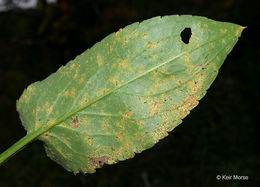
xmin=0 ymin=0 xmax=259 ymax=186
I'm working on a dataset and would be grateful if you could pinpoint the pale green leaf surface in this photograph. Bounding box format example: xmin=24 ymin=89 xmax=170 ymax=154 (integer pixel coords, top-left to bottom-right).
xmin=16 ymin=15 xmax=244 ymax=174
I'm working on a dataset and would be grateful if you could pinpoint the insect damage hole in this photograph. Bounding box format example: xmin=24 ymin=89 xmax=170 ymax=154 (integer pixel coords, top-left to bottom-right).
xmin=180 ymin=28 xmax=192 ymax=44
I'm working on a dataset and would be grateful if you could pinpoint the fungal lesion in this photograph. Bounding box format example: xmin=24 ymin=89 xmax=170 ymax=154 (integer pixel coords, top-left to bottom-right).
xmin=142 ymin=33 xmax=148 ymax=39
xmin=71 ymin=116 xmax=81 ymax=129
xmin=72 ymin=116 xmax=79 ymax=124
xmin=89 ymin=156 xmax=109 ymax=167
xmin=97 ymin=53 xmax=103 ymax=66
xmin=145 ymin=41 xmax=160 ymax=49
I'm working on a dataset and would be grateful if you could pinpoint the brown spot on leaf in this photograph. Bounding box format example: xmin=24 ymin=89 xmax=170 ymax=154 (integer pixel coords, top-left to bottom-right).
xmin=119 ymin=59 xmax=127 ymax=70
xmin=146 ymin=41 xmax=160 ymax=49
xmin=72 ymin=116 xmax=79 ymax=124
xmin=97 ymin=54 xmax=103 ymax=66
xmin=110 ymin=46 xmax=113 ymax=53
xmin=80 ymin=78 xmax=85 ymax=83
xmin=220 ymin=28 xmax=227 ymax=34
xmin=71 ymin=116 xmax=81 ymax=129
xmin=176 ymin=94 xmax=198 ymax=118
xmin=124 ymin=37 xmax=129 ymax=45
xmin=124 ymin=110 xmax=133 ymax=117
xmin=203 ymin=24 xmax=208 ymax=28
xmin=90 ymin=156 xmax=109 ymax=167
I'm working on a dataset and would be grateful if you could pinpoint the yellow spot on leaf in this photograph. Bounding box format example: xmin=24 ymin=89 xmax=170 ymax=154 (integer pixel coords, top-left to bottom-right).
xmin=123 ymin=37 xmax=129 ymax=45
xmin=146 ymin=41 xmax=160 ymax=49
xmin=177 ymin=94 xmax=198 ymax=119
xmin=47 ymin=119 xmax=56 ymax=126
xmin=220 ymin=28 xmax=227 ymax=34
xmin=119 ymin=59 xmax=127 ymax=70
xmin=124 ymin=110 xmax=134 ymax=117
xmin=46 ymin=107 xmax=53 ymax=116
xmin=142 ymin=33 xmax=148 ymax=39
xmin=80 ymin=78 xmax=85 ymax=83
xmin=35 ymin=121 xmax=41 ymax=129
xmin=109 ymin=76 xmax=120 ymax=86
xmin=133 ymin=31 xmax=138 ymax=38
xmin=92 ymin=101 xmax=98 ymax=107
xmin=71 ymin=87 xmax=76 ymax=98
xmin=226 ymin=46 xmax=231 ymax=52
xmin=97 ymin=53 xmax=103 ymax=66
xmin=115 ymin=28 xmax=123 ymax=36
xmin=73 ymin=73 xmax=79 ymax=79
xmin=235 ymin=26 xmax=245 ymax=37
xmin=110 ymin=46 xmax=113 ymax=53
xmin=27 ymin=86 xmax=34 ymax=93
xmin=64 ymin=90 xmax=69 ymax=98
xmin=101 ymin=124 xmax=107 ymax=130
xmin=139 ymin=64 xmax=144 ymax=74
xmin=183 ymin=53 xmax=191 ymax=63
xmin=84 ymin=136 xmax=93 ymax=145
xmin=112 ymin=63 xmax=116 ymax=68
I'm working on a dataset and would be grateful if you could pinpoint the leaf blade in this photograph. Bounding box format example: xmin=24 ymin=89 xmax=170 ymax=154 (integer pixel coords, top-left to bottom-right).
xmin=16 ymin=15 xmax=244 ymax=173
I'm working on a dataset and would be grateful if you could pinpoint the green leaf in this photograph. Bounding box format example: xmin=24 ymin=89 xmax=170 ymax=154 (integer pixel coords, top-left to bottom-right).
xmin=14 ymin=15 xmax=244 ymax=174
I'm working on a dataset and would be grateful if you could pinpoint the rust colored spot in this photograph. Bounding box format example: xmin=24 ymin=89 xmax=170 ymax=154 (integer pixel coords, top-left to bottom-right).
xmin=110 ymin=46 xmax=113 ymax=53
xmin=124 ymin=37 xmax=129 ymax=45
xmin=226 ymin=46 xmax=231 ymax=52
xmin=42 ymin=132 xmax=49 ymax=138
xmin=115 ymin=28 xmax=123 ymax=36
xmin=72 ymin=116 xmax=79 ymax=124
xmin=119 ymin=59 xmax=127 ymax=69
xmin=220 ymin=28 xmax=227 ymax=34
xmin=146 ymin=41 xmax=160 ymax=49
xmin=71 ymin=116 xmax=81 ymax=129
xmin=64 ymin=90 xmax=69 ymax=98
xmin=79 ymin=78 xmax=85 ymax=83
xmin=92 ymin=101 xmax=98 ymax=107
xmin=90 ymin=156 xmax=109 ymax=167
xmin=124 ymin=110 xmax=133 ymax=117
xmin=112 ymin=63 xmax=116 ymax=68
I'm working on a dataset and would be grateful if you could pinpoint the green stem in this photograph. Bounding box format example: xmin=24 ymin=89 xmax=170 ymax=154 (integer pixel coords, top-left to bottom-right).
xmin=0 ymin=124 xmax=52 ymax=165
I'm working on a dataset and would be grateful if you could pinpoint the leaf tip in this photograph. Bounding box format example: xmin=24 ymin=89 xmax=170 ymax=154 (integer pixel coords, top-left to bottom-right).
xmin=236 ymin=25 xmax=246 ymax=38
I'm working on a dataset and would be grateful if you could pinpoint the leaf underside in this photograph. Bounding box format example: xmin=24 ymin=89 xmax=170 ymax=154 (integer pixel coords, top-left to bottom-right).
xmin=17 ymin=15 xmax=244 ymax=174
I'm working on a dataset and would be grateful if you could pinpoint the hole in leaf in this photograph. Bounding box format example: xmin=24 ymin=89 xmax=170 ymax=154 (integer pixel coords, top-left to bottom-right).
xmin=181 ymin=28 xmax=192 ymax=44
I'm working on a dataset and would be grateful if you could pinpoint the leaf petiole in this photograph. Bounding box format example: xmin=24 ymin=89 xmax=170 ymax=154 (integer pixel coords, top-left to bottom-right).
xmin=0 ymin=124 xmax=51 ymax=165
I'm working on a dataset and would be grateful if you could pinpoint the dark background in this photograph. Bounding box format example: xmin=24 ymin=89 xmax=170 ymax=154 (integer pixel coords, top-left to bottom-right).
xmin=0 ymin=0 xmax=259 ymax=186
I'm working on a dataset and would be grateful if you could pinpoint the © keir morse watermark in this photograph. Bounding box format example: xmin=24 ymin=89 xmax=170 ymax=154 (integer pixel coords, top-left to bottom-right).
xmin=216 ymin=174 xmax=249 ymax=180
